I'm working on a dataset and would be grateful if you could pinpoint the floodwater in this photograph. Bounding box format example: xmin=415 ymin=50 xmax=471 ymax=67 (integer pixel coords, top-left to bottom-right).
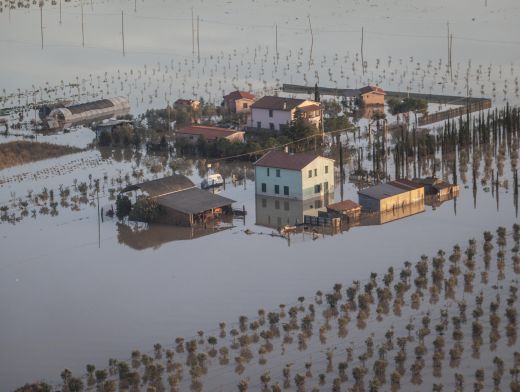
xmin=1 ymin=0 xmax=520 ymax=389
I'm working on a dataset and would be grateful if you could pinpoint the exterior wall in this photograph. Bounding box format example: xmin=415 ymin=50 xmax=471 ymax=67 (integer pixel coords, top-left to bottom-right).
xmin=298 ymin=101 xmax=322 ymax=130
xmin=255 ymin=166 xmax=303 ymax=199
xmin=301 ymin=158 xmax=335 ymax=199
xmin=360 ymin=92 xmax=385 ymax=106
xmin=160 ymin=206 xmax=192 ymax=226
xmin=360 ymin=188 xmax=424 ymax=212
xmin=251 ymin=108 xmax=292 ymax=131
xmin=358 ymin=194 xmax=382 ymax=211
xmin=254 ymin=157 xmax=334 ymax=200
xmin=233 ymin=98 xmax=255 ymax=113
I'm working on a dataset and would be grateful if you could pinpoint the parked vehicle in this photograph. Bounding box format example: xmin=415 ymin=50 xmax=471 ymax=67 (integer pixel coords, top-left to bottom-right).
xmin=201 ymin=173 xmax=224 ymax=189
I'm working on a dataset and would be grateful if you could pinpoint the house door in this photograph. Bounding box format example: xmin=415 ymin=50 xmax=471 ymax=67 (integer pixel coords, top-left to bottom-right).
xmin=324 ymin=181 xmax=329 ymax=194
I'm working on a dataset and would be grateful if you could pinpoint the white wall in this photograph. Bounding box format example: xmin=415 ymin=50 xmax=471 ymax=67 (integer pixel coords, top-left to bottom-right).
xmin=255 ymin=156 xmax=335 ymax=200
xmin=251 ymin=108 xmax=292 ymax=131
xmin=301 ymin=157 xmax=335 ymax=199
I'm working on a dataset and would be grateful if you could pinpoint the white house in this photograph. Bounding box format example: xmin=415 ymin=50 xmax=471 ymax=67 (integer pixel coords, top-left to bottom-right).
xmin=250 ymin=96 xmax=322 ymax=132
xmin=254 ymin=150 xmax=335 ymax=200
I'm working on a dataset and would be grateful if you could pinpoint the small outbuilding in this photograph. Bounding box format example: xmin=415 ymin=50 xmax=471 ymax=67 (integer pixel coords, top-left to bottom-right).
xmin=176 ymin=125 xmax=245 ymax=143
xmin=358 ymin=179 xmax=424 ymax=212
xmin=359 ymin=85 xmax=385 ymax=106
xmin=326 ymin=200 xmax=361 ymax=219
xmin=412 ymin=177 xmax=460 ymax=198
xmin=46 ymin=97 xmax=130 ymax=128
xmin=122 ymin=175 xmax=235 ymax=226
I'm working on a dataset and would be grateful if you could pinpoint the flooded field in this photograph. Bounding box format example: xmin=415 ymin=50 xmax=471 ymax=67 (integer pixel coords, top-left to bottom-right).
xmin=1 ymin=0 xmax=519 ymax=390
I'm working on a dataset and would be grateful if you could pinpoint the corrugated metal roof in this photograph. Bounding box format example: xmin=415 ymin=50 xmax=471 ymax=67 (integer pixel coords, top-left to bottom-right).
xmin=67 ymin=99 xmax=114 ymax=115
xmin=122 ymin=175 xmax=195 ymax=197
xmin=254 ymin=150 xmax=331 ymax=171
xmin=389 ymin=178 xmax=424 ymax=190
xmin=358 ymin=183 xmax=407 ymax=200
xmin=156 ymin=187 xmax=235 ymax=214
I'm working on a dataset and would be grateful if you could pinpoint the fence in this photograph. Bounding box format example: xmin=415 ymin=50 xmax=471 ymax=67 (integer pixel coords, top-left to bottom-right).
xmin=418 ymin=99 xmax=492 ymax=126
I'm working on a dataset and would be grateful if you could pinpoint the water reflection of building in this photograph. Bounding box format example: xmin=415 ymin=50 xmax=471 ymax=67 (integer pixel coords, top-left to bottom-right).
xmin=117 ymin=221 xmax=232 ymax=250
xmin=360 ymin=201 xmax=425 ymax=226
xmin=255 ymin=194 xmax=333 ymax=229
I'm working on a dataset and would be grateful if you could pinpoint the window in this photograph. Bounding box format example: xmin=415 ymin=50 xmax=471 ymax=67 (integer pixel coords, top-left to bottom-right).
xmin=325 ymin=165 xmax=329 ymax=174
xmin=269 ymin=109 xmax=273 ymax=118
xmin=261 ymin=183 xmax=266 ymax=192
xmin=269 ymin=123 xmax=275 ymax=131
xmin=314 ymin=168 xmax=317 ymax=176
xmin=267 ymin=168 xmax=270 ymax=176
xmin=283 ymin=186 xmax=289 ymax=196
xmin=276 ymin=169 xmax=280 ymax=177
xmin=315 ymin=200 xmax=322 ymax=208
xmin=261 ymin=198 xmax=267 ymax=208
xmin=277 ymin=217 xmax=282 ymax=226
xmin=308 ymin=170 xmax=312 ymax=178
xmin=284 ymin=201 xmax=290 ymax=211
xmin=274 ymin=185 xmax=280 ymax=194
xmin=243 ymin=103 xmax=248 ymax=109
xmin=275 ymin=200 xmax=280 ymax=210
xmin=314 ymin=184 xmax=321 ymax=194
xmin=257 ymin=121 xmax=261 ymax=129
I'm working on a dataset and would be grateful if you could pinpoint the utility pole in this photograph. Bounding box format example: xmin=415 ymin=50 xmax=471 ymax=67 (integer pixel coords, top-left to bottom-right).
xmin=59 ymin=0 xmax=62 ymax=24
xmin=121 ymin=10 xmax=125 ymax=56
xmin=197 ymin=15 xmax=200 ymax=63
xmin=275 ymin=23 xmax=278 ymax=64
xmin=97 ymin=188 xmax=100 ymax=248
xmin=134 ymin=0 xmax=137 ymax=13
xmin=81 ymin=0 xmax=84 ymax=47
xmin=191 ymin=7 xmax=195 ymax=57
xmin=361 ymin=26 xmax=365 ymax=76
xmin=40 ymin=3 xmax=43 ymax=49
xmin=308 ymin=15 xmax=314 ymax=70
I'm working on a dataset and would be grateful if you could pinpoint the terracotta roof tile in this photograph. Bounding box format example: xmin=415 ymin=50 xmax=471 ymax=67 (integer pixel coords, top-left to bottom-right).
xmin=224 ymin=90 xmax=256 ymax=101
xmin=359 ymin=85 xmax=385 ymax=95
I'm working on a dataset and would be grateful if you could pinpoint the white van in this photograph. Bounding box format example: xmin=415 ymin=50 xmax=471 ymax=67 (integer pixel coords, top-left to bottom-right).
xmin=201 ymin=173 xmax=224 ymax=189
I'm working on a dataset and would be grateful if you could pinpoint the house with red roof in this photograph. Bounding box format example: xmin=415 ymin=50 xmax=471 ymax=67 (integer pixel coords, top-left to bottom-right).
xmin=250 ymin=96 xmax=322 ymax=132
xmin=254 ymin=150 xmax=334 ymax=200
xmin=223 ymin=90 xmax=256 ymax=114
xmin=359 ymin=85 xmax=385 ymax=106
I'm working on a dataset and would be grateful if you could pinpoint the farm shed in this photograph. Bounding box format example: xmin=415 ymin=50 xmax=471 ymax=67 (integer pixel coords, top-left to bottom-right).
xmin=46 ymin=97 xmax=130 ymax=128
xmin=176 ymin=125 xmax=245 ymax=143
xmin=358 ymin=179 xmax=424 ymax=212
xmin=326 ymin=200 xmax=361 ymax=219
xmin=412 ymin=177 xmax=460 ymax=198
xmin=121 ymin=175 xmax=235 ymax=226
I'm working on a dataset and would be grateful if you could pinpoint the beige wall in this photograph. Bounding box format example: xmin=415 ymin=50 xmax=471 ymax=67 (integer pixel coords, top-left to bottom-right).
xmin=379 ymin=188 xmax=424 ymax=211
xmin=361 ymin=93 xmax=385 ymax=106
